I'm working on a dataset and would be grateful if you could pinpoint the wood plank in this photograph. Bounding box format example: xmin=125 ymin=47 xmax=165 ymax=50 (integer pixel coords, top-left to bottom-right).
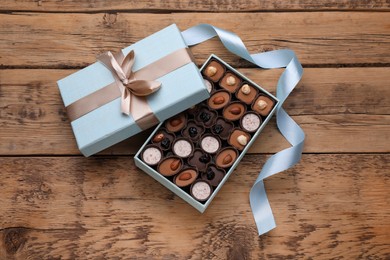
xmin=1 ymin=0 xmax=389 ymax=12
xmin=1 ymin=68 xmax=389 ymax=155
xmin=0 ymin=155 xmax=389 ymax=259
xmin=1 ymin=12 xmax=389 ymax=67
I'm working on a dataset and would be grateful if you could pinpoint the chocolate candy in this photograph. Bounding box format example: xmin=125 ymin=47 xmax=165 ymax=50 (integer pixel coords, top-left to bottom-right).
xmin=181 ymin=120 xmax=204 ymax=141
xmin=200 ymin=135 xmax=221 ymax=154
xmin=190 ymin=180 xmax=213 ymax=202
xmin=252 ymin=95 xmax=275 ymax=116
xmin=204 ymin=79 xmax=214 ymax=93
xmin=207 ymin=90 xmax=230 ymax=110
xmin=142 ymin=145 xmax=162 ymax=166
xmin=215 ymin=148 xmax=238 ymax=168
xmin=158 ymin=156 xmax=183 ymax=176
xmin=241 ymin=112 xmax=262 ymax=133
xmin=172 ymin=138 xmax=193 ymax=158
xmin=196 ymin=107 xmax=217 ymax=127
xmin=236 ymin=83 xmax=258 ymax=105
xmin=228 ymin=129 xmax=251 ymax=151
xmin=223 ymin=102 xmax=246 ymax=121
xmin=203 ymin=61 xmax=225 ymax=82
xmin=211 ymin=117 xmax=234 ymax=140
xmin=166 ymin=113 xmax=186 ymax=133
xmin=188 ymin=149 xmax=210 ymax=172
xmin=220 ymin=72 xmax=241 ymax=93
xmin=174 ymin=168 xmax=198 ymax=187
xmin=201 ymin=164 xmax=225 ymax=187
xmin=152 ymin=130 xmax=175 ymax=151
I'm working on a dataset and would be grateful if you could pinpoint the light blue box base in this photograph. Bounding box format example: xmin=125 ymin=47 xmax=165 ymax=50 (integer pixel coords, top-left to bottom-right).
xmin=135 ymin=54 xmax=279 ymax=213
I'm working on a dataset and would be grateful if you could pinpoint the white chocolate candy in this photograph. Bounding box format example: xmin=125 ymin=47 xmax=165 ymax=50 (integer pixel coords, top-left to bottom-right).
xmin=142 ymin=147 xmax=162 ymax=165
xmin=257 ymin=100 xmax=268 ymax=110
xmin=237 ymin=135 xmax=248 ymax=146
xmin=191 ymin=181 xmax=211 ymax=201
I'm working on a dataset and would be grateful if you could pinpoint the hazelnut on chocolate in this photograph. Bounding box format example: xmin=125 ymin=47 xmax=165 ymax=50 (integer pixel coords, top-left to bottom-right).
xmin=228 ymin=129 xmax=251 ymax=151
xmin=203 ymin=60 xmax=225 ymax=82
xmin=236 ymin=83 xmax=258 ymax=105
xmin=241 ymin=84 xmax=251 ymax=94
xmin=252 ymin=95 xmax=275 ymax=116
xmin=220 ymin=72 xmax=241 ymax=93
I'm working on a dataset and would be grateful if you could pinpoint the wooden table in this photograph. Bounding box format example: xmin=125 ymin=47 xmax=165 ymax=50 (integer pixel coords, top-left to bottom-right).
xmin=1 ymin=1 xmax=389 ymax=259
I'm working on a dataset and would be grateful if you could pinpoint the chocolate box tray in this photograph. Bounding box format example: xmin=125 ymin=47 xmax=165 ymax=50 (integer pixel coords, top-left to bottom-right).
xmin=134 ymin=54 xmax=279 ymax=212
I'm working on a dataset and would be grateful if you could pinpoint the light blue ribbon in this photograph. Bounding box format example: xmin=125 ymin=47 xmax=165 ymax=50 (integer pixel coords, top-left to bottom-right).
xmin=182 ymin=24 xmax=305 ymax=235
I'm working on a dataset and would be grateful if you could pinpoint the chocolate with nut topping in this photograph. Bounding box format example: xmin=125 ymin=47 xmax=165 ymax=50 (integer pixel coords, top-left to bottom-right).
xmin=220 ymin=72 xmax=241 ymax=93
xmin=152 ymin=130 xmax=175 ymax=151
xmin=228 ymin=129 xmax=251 ymax=151
xmin=222 ymin=102 xmax=246 ymax=121
xmin=203 ymin=60 xmax=225 ymax=82
xmin=236 ymin=83 xmax=258 ymax=105
xmin=174 ymin=168 xmax=198 ymax=187
xmin=215 ymin=148 xmax=238 ymax=168
xmin=207 ymin=90 xmax=230 ymax=110
xmin=165 ymin=113 xmax=186 ymax=133
xmin=252 ymin=95 xmax=275 ymax=116
xmin=158 ymin=156 xmax=183 ymax=176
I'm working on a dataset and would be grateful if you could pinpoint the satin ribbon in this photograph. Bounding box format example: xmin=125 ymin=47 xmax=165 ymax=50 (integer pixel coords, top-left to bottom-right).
xmin=104 ymin=50 xmax=161 ymax=116
xmin=182 ymin=24 xmax=305 ymax=235
xmin=66 ymin=48 xmax=194 ymax=129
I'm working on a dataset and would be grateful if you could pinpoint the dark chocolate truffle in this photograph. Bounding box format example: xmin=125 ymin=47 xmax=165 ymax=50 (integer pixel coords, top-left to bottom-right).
xmin=228 ymin=129 xmax=251 ymax=151
xmin=190 ymin=180 xmax=213 ymax=202
xmin=203 ymin=60 xmax=225 ymax=82
xmin=215 ymin=148 xmax=238 ymax=168
xmin=207 ymin=90 xmax=230 ymax=110
xmin=222 ymin=102 xmax=246 ymax=121
xmin=201 ymin=164 xmax=225 ymax=187
xmin=211 ymin=117 xmax=234 ymax=140
xmin=165 ymin=113 xmax=186 ymax=133
xmin=252 ymin=95 xmax=275 ymax=117
xmin=236 ymin=83 xmax=258 ymax=105
xmin=158 ymin=156 xmax=183 ymax=176
xmin=220 ymin=72 xmax=241 ymax=93
xmin=174 ymin=168 xmax=198 ymax=187
xmin=188 ymin=149 xmax=211 ymax=172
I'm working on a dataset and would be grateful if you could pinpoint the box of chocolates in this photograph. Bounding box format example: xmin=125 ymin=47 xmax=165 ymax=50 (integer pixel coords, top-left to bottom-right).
xmin=57 ymin=24 xmax=209 ymax=156
xmin=134 ymin=54 xmax=279 ymax=212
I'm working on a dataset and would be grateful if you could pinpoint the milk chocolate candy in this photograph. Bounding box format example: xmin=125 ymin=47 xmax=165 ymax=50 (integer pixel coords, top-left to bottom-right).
xmin=207 ymin=90 xmax=230 ymax=110
xmin=228 ymin=129 xmax=251 ymax=151
xmin=223 ymin=102 xmax=246 ymax=121
xmin=236 ymin=83 xmax=258 ymax=105
xmin=220 ymin=72 xmax=241 ymax=93
xmin=203 ymin=60 xmax=225 ymax=82
xmin=174 ymin=168 xmax=198 ymax=187
xmin=165 ymin=113 xmax=186 ymax=133
xmin=252 ymin=95 xmax=275 ymax=117
xmin=158 ymin=156 xmax=183 ymax=176
xmin=215 ymin=148 xmax=238 ymax=168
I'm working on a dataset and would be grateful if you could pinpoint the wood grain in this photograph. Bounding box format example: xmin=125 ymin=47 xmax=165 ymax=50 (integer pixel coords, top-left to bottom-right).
xmin=0 ymin=154 xmax=389 ymax=259
xmin=1 ymin=0 xmax=389 ymax=12
xmin=1 ymin=68 xmax=389 ymax=155
xmin=1 ymin=12 xmax=389 ymax=67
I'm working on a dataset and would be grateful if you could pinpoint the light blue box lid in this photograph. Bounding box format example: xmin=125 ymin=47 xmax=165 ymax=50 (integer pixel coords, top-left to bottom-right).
xmin=57 ymin=24 xmax=209 ymax=156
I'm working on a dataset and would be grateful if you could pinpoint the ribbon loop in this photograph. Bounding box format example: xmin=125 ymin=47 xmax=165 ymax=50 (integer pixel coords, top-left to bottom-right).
xmin=103 ymin=50 xmax=162 ymax=115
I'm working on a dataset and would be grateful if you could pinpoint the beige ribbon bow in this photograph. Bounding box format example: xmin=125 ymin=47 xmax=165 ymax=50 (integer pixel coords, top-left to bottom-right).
xmin=107 ymin=50 xmax=161 ymax=115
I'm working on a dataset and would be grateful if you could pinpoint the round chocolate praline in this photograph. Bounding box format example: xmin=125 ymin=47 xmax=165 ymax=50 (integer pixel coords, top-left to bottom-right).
xmin=222 ymin=102 xmax=246 ymax=121
xmin=141 ymin=145 xmax=163 ymax=166
xmin=195 ymin=107 xmax=218 ymax=128
xmin=165 ymin=113 xmax=186 ymax=133
xmin=157 ymin=156 xmax=183 ymax=177
xmin=172 ymin=138 xmax=193 ymax=158
xmin=200 ymin=135 xmax=221 ymax=154
xmin=207 ymin=90 xmax=231 ymax=110
xmin=181 ymin=120 xmax=205 ymax=142
xmin=211 ymin=117 xmax=234 ymax=140
xmin=240 ymin=112 xmax=262 ymax=133
xmin=215 ymin=148 xmax=238 ymax=168
xmin=201 ymin=164 xmax=225 ymax=187
xmin=188 ymin=149 xmax=211 ymax=172
xmin=190 ymin=180 xmax=213 ymax=202
xmin=174 ymin=168 xmax=198 ymax=187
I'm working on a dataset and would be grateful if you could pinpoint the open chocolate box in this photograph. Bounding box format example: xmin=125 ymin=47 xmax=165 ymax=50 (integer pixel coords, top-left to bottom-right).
xmin=135 ymin=54 xmax=279 ymax=212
